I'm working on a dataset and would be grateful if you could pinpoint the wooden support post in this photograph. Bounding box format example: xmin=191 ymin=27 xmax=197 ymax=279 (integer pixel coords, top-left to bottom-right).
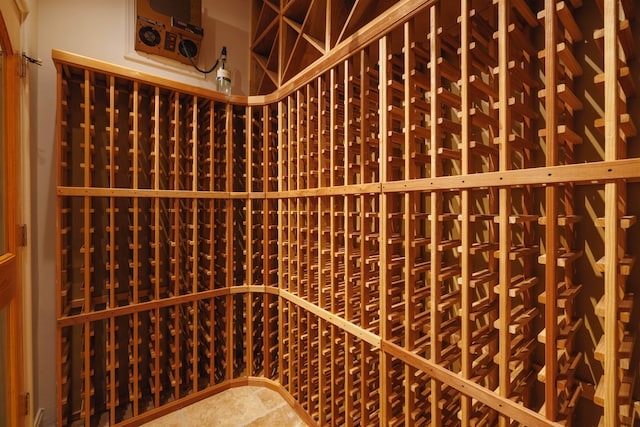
xmin=107 ymin=75 xmax=117 ymax=425
xmin=497 ymin=2 xmax=512 ymax=426
xmin=191 ymin=98 xmax=199 ymax=392
xmin=132 ymin=81 xmax=141 ymax=415
xmin=329 ymin=66 xmax=339 ymax=425
xmin=544 ymin=0 xmax=559 ymax=420
xmin=343 ymin=57 xmax=355 ymax=427
xmin=277 ymin=98 xmax=285 ymax=390
xmin=318 ymin=197 xmax=328 ymax=425
xmin=246 ymin=106 xmax=254 ymax=374
xmin=603 ymin=1 xmax=620 ymax=426
xmin=55 ymin=63 xmax=64 ymax=427
xmin=459 ymin=1 xmax=471 ymax=425
xmin=262 ymin=103 xmax=271 ymax=297
xmin=208 ymin=101 xmax=216 ymax=386
xmin=379 ymin=33 xmax=391 ymax=425
xmin=296 ymin=193 xmax=302 ymax=402
xmin=429 ymin=6 xmax=442 ymax=425
xmin=82 ymin=68 xmax=92 ymax=426
xmin=225 ymin=103 xmax=234 ymax=381
xmin=403 ymin=20 xmax=416 ymax=427
xmin=262 ymin=103 xmax=272 ymax=380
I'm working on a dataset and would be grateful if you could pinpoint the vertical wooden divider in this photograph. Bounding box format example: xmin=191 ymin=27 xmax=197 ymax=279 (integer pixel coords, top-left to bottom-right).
xmin=313 ymin=81 xmax=320 ymax=414
xmin=55 ymin=63 xmax=68 ymax=427
xmin=317 ymin=73 xmax=328 ymax=426
xmin=171 ymin=91 xmax=180 ymax=399
xmin=546 ymin=1 xmax=584 ymax=418
xmin=246 ymin=105 xmax=254 ymax=376
xmin=338 ymin=63 xmax=346 ymax=419
xmin=82 ymin=68 xmax=92 ymax=427
xmin=343 ymin=58 xmax=354 ymax=427
xmin=497 ymin=2 xmax=511 ymax=426
xmin=210 ymin=100 xmax=218 ymax=385
xmin=358 ymin=48 xmax=370 ymax=427
xmin=131 ymin=81 xmax=140 ymax=417
xmin=280 ymin=97 xmax=287 ymax=391
xmin=403 ymin=20 xmax=415 ymax=427
xmin=428 ymin=6 xmax=442 ymax=425
xmin=329 ymin=66 xmax=339 ymax=425
xmin=459 ymin=2 xmax=471 ymax=425
xmin=277 ymin=98 xmax=285 ymax=390
xmin=224 ymin=103 xmax=234 ymax=380
xmin=152 ymin=86 xmax=161 ymax=409
xmin=262 ymin=103 xmax=272 ymax=379
xmin=603 ymin=1 xmax=620 ymax=426
xmin=299 ymin=89 xmax=305 ymax=407
xmin=191 ymin=96 xmax=199 ymax=391
xmin=55 ymin=64 xmax=62 ymax=427
xmin=294 ymin=91 xmax=301 ymax=403
xmin=543 ymin=0 xmax=559 ymax=420
xmin=168 ymin=91 xmax=176 ymax=396
xmin=286 ymin=93 xmax=294 ymax=398
xmin=107 ymin=75 xmax=116 ymax=425
xmin=378 ymin=34 xmax=390 ymax=425
xmin=304 ymin=82 xmax=313 ymax=414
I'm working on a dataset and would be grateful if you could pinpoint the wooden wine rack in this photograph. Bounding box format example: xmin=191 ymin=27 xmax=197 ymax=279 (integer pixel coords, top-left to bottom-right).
xmin=57 ymin=0 xmax=640 ymax=426
xmin=250 ymin=0 xmax=404 ymax=94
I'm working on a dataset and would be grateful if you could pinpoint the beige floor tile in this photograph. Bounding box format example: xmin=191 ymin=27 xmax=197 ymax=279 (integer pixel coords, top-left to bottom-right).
xmin=253 ymin=387 xmax=288 ymax=410
xmin=181 ymin=388 xmax=268 ymax=427
xmin=141 ymin=409 xmax=185 ymax=427
xmin=244 ymin=405 xmax=307 ymax=427
xmin=141 ymin=386 xmax=308 ymax=427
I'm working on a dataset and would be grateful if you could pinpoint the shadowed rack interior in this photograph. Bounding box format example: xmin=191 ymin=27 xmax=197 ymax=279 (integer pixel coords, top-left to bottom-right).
xmin=56 ymin=0 xmax=640 ymax=426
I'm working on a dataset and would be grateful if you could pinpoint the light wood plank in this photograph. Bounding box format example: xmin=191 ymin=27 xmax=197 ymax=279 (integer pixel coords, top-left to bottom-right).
xmin=543 ymin=0 xmax=559 ymax=419
xmin=429 ymin=6 xmax=443 ymax=425
xmin=603 ymin=1 xmax=621 ymax=426
xmin=497 ymin=3 xmax=511 ymax=425
xmin=459 ymin=2 xmax=472 ymax=426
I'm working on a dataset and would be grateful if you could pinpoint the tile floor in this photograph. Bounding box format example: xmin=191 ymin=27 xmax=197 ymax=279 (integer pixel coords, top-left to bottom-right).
xmin=141 ymin=386 xmax=309 ymax=427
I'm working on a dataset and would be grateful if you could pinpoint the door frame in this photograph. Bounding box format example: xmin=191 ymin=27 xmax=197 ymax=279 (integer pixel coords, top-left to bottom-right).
xmin=0 ymin=6 xmax=24 ymax=427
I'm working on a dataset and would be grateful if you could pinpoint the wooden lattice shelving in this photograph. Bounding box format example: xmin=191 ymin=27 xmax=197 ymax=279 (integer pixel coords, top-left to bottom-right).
xmin=250 ymin=0 xmax=405 ymax=94
xmin=57 ymin=0 xmax=640 ymax=425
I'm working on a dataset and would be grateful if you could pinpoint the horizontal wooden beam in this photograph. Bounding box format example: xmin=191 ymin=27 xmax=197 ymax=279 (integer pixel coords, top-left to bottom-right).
xmin=383 ymin=341 xmax=563 ymax=427
xmin=57 ymin=187 xmax=247 ymax=199
xmin=60 ymin=158 xmax=640 ymax=201
xmin=56 ymin=285 xmax=279 ymax=327
xmin=279 ymin=288 xmax=381 ymax=347
xmin=269 ymin=183 xmax=382 ymax=198
xmin=382 ymin=158 xmax=640 ymax=192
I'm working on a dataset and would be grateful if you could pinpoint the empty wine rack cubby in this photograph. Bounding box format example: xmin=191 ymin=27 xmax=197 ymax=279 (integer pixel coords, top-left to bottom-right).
xmin=56 ymin=0 xmax=640 ymax=426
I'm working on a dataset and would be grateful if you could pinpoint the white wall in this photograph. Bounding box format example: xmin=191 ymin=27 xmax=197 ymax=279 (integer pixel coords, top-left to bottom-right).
xmin=38 ymin=0 xmax=250 ymax=93
xmin=33 ymin=1 xmax=250 ymax=425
